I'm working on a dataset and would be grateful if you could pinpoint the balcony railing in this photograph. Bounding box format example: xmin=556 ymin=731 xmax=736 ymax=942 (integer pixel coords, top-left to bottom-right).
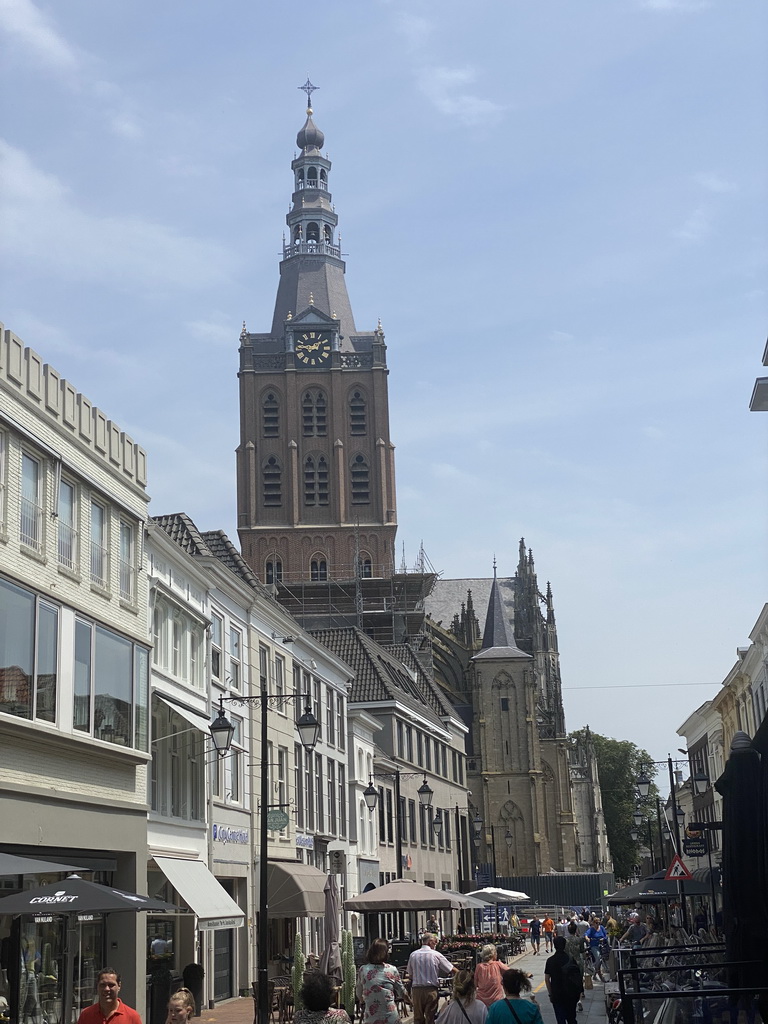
xmin=90 ymin=542 xmax=109 ymax=587
xmin=283 ymin=240 xmax=341 ymax=259
xmin=58 ymin=522 xmax=78 ymax=571
xmin=296 ymin=179 xmax=328 ymax=191
xmin=20 ymin=497 xmax=42 ymax=550
xmin=119 ymin=559 xmax=135 ymax=601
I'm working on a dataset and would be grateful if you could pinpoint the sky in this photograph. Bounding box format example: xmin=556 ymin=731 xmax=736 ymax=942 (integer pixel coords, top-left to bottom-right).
xmin=1 ymin=0 xmax=767 ymax=783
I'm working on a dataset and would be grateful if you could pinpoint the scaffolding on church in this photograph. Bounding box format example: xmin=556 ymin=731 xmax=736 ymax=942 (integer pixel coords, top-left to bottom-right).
xmin=274 ymin=546 xmax=439 ymax=646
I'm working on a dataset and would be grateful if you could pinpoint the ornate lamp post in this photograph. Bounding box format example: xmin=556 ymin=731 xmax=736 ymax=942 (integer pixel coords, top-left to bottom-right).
xmin=209 ymin=691 xmax=320 ymax=1024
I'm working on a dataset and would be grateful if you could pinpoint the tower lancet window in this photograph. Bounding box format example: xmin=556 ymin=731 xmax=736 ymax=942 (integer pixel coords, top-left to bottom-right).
xmin=262 ymin=392 xmax=280 ymax=437
xmin=302 ymin=389 xmax=327 ymax=437
xmin=297 ymin=168 xmax=305 ymax=188
xmin=307 ymin=222 xmax=320 ymax=243
xmin=350 ymin=454 xmax=370 ymax=505
xmin=307 ymin=166 xmax=318 ymax=187
xmin=349 ymin=390 xmax=367 ymax=434
xmin=304 ymin=455 xmax=329 ymax=506
xmin=265 ymin=557 xmax=283 ymax=585
xmin=310 ymin=556 xmax=328 ymax=581
xmin=324 ymin=225 xmax=332 ymax=244
xmin=262 ymin=456 xmax=282 ymax=506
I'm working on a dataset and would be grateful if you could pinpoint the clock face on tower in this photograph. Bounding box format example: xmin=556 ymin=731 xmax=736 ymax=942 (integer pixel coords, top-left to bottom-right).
xmin=295 ymin=331 xmax=332 ymax=367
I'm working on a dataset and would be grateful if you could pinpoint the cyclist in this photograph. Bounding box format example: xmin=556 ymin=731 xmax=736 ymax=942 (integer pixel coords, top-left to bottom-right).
xmin=584 ymin=916 xmax=607 ymax=982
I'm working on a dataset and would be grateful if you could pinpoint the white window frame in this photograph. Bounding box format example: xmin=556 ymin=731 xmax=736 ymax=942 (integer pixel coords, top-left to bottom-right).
xmin=57 ymin=477 xmax=78 ymax=572
xmin=118 ymin=519 xmax=135 ymax=601
xmin=90 ymin=499 xmax=109 ymax=588
xmin=20 ymin=451 xmax=43 ymax=551
xmin=211 ymin=612 xmax=223 ymax=681
xmin=229 ymin=625 xmax=242 ymax=690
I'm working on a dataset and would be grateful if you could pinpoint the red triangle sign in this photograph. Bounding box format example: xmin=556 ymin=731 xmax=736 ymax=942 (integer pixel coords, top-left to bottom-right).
xmin=665 ymin=854 xmax=693 ymax=881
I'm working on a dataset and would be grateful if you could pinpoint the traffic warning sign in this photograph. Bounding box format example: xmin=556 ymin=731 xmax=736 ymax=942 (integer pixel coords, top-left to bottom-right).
xmin=665 ymin=854 xmax=693 ymax=881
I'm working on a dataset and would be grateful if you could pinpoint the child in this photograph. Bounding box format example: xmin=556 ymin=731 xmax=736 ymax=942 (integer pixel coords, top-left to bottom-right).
xmin=166 ymin=989 xmax=196 ymax=1024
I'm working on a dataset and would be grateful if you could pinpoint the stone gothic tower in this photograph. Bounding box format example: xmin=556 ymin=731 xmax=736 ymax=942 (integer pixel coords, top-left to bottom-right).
xmin=237 ymin=92 xmax=397 ymax=587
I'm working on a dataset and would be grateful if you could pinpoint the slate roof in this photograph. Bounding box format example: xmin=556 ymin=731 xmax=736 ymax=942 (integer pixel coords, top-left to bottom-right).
xmin=272 ymin=259 xmax=358 ymax=342
xmin=475 ymin=575 xmax=530 ymax=662
xmin=151 ymin=514 xmax=274 ymax=601
xmin=310 ymin=627 xmax=449 ymax=729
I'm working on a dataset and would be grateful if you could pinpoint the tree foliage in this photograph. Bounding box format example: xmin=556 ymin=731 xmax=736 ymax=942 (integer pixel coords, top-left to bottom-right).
xmin=570 ymin=729 xmax=659 ymax=881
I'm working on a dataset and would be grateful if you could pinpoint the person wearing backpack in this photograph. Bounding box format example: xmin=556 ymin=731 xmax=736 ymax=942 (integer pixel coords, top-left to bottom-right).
xmin=544 ymin=937 xmax=582 ymax=1024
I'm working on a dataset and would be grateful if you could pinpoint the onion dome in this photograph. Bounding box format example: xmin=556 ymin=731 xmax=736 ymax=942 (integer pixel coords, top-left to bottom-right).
xmin=296 ymin=108 xmax=324 ymax=152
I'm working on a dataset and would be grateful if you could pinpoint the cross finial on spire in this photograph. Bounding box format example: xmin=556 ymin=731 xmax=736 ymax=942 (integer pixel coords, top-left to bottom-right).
xmin=299 ymin=77 xmax=318 ymax=110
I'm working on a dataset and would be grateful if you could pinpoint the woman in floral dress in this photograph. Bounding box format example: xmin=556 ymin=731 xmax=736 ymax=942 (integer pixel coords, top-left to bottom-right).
xmin=356 ymin=939 xmax=408 ymax=1024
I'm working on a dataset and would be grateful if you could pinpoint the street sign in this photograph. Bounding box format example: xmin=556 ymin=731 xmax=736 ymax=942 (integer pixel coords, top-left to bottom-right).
xmin=665 ymin=853 xmax=693 ymax=880
xmin=683 ymin=836 xmax=708 ymax=858
xmin=266 ymin=809 xmax=289 ymax=831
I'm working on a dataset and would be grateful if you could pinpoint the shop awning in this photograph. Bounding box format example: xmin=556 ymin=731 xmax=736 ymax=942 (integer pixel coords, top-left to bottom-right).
xmin=267 ymin=861 xmax=327 ymax=918
xmin=156 ymin=695 xmax=211 ymax=733
xmin=154 ymin=857 xmax=244 ymax=931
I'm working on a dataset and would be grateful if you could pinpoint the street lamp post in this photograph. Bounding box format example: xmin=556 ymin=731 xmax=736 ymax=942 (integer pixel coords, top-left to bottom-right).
xmin=209 ymin=691 xmax=320 ymax=1024
xmin=636 ymin=755 xmax=705 ymax=931
xmin=363 ymin=769 xmax=434 ymax=935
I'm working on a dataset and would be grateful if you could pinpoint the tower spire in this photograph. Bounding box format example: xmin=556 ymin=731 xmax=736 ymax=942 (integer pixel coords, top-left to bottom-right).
xmin=270 ymin=84 xmax=358 ymax=338
xmin=475 ymin=564 xmax=530 ymax=661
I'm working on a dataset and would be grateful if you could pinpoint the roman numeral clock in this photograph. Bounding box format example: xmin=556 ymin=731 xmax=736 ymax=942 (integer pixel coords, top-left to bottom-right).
xmin=294 ymin=331 xmax=332 ymax=367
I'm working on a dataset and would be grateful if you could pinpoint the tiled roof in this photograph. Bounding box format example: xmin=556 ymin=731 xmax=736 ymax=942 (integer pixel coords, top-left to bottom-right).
xmin=310 ymin=627 xmax=449 ymax=728
xmin=151 ymin=513 xmax=212 ymax=556
xmin=199 ymin=529 xmax=271 ymax=596
xmin=152 ymin=514 xmax=274 ymax=601
xmin=386 ymin=642 xmax=456 ymax=719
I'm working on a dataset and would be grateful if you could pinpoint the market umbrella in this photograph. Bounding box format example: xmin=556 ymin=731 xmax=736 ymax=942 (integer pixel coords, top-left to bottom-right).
xmin=318 ymin=874 xmax=342 ymax=983
xmin=0 ymin=853 xmax=86 ymax=876
xmin=606 ymin=872 xmax=712 ymax=904
xmin=344 ymin=878 xmax=472 ymax=911
xmin=442 ymin=888 xmax=491 ymax=910
xmin=465 ymin=887 xmax=530 ymax=903
xmin=0 ymin=874 xmax=178 ymax=914
xmin=465 ymin=887 xmax=530 ymax=931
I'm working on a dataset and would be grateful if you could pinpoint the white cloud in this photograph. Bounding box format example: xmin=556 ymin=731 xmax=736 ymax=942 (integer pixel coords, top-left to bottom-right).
xmin=694 ymin=172 xmax=737 ymax=193
xmin=110 ymin=113 xmax=144 ymax=141
xmin=418 ymin=66 xmax=505 ymax=126
xmin=672 ymin=205 xmax=711 ymax=243
xmin=0 ymin=0 xmax=78 ymax=71
xmin=8 ymin=312 xmax=142 ymax=370
xmin=548 ymin=330 xmax=575 ymax=343
xmin=0 ymin=140 xmax=236 ymax=291
xmin=394 ymin=13 xmax=433 ymax=50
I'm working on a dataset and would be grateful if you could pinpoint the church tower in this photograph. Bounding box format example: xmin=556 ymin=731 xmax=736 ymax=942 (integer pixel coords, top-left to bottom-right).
xmin=237 ymin=83 xmax=397 ymax=588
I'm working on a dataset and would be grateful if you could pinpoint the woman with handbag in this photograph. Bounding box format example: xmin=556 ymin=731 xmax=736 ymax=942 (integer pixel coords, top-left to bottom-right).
xmin=436 ymin=971 xmax=487 ymax=1024
xmin=486 ymin=970 xmax=543 ymax=1024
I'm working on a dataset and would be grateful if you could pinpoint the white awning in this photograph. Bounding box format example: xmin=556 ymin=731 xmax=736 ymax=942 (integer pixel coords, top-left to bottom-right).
xmin=155 ymin=695 xmax=211 ymax=733
xmin=154 ymin=857 xmax=244 ymax=931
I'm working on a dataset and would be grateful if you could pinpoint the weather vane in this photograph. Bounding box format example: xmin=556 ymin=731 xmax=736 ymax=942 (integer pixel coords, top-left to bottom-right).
xmin=299 ymin=77 xmax=318 ymax=106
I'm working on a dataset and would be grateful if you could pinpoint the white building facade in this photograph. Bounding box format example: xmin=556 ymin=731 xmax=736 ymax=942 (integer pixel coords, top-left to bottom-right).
xmin=0 ymin=323 xmax=151 ymax=1017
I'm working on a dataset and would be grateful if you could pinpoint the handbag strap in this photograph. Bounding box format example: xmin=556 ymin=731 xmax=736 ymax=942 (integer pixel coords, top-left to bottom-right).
xmin=456 ymin=1000 xmax=472 ymax=1024
xmin=505 ymin=1000 xmax=523 ymax=1024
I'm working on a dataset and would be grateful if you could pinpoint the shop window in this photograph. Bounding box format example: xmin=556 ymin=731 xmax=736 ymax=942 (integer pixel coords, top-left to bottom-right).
xmin=0 ymin=576 xmax=57 ymax=723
